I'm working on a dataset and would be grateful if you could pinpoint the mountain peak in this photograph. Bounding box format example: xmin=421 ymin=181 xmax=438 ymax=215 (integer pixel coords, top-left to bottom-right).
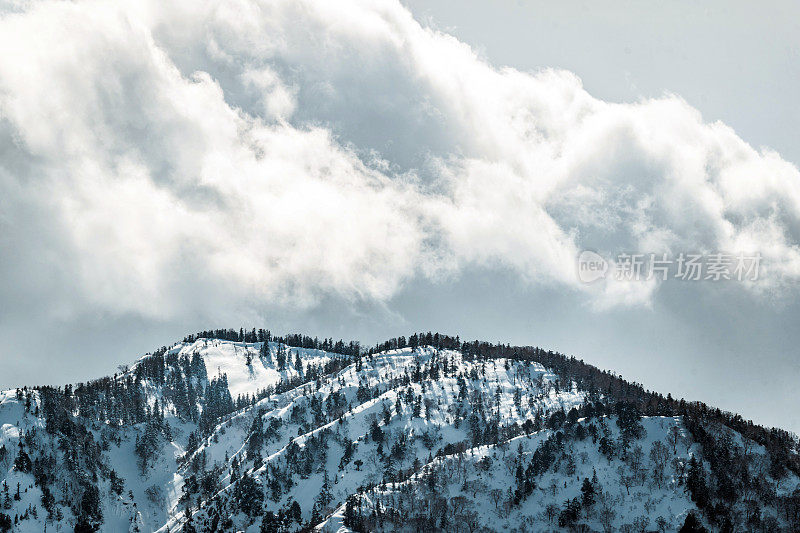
xmin=0 ymin=331 xmax=798 ymax=532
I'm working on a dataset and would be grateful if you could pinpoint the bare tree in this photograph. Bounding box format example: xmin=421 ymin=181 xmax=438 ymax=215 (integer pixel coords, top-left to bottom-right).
xmin=629 ymin=444 xmax=645 ymax=482
xmin=672 ymin=456 xmax=687 ymax=484
xmin=454 ymin=510 xmax=480 ymax=533
xmin=489 ymin=488 xmax=503 ymax=510
xmin=741 ymin=434 xmax=753 ymax=459
xmin=618 ymin=465 xmax=634 ymax=495
xmin=450 ymin=495 xmax=469 ymax=519
xmin=596 ymin=490 xmax=617 ymax=533
xmin=544 ymin=503 xmax=559 ymax=524
xmin=667 ymin=425 xmax=681 ymax=454
xmin=649 ymin=441 xmax=670 ymax=488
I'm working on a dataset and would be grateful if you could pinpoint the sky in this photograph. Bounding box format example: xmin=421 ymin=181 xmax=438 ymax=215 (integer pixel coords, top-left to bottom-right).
xmin=0 ymin=0 xmax=798 ymax=433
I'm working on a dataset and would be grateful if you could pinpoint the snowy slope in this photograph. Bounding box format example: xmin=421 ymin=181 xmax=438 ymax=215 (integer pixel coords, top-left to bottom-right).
xmin=141 ymin=339 xmax=334 ymax=400
xmin=0 ymin=336 xmax=798 ymax=533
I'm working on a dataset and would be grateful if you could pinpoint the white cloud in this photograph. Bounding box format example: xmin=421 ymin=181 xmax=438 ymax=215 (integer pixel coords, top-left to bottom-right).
xmin=1 ymin=0 xmax=799 ymax=324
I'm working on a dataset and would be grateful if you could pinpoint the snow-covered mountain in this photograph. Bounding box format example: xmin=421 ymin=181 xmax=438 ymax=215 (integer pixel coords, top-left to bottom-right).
xmin=0 ymin=331 xmax=798 ymax=532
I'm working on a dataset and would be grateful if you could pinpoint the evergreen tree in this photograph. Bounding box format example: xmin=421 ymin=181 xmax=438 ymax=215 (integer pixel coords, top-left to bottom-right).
xmin=343 ymin=495 xmax=362 ymax=529
xmin=233 ymin=472 xmax=263 ymax=517
xmin=580 ymin=477 xmax=595 ymax=507
xmin=260 ymin=511 xmax=279 ymax=533
xmin=316 ymin=470 xmax=332 ymax=510
xmin=287 ymin=501 xmax=302 ymax=524
xmin=679 ymin=512 xmax=709 ymax=533
xmin=686 ymin=456 xmax=709 ymax=509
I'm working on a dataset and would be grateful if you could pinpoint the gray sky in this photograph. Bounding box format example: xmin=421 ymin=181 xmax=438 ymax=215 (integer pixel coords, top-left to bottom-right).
xmin=405 ymin=0 xmax=800 ymax=163
xmin=0 ymin=0 xmax=799 ymax=434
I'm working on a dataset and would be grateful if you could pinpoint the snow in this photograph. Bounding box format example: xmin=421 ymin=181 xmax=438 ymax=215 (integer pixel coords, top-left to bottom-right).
xmin=1 ymin=338 xmax=797 ymax=532
xmin=0 ymin=424 xmax=19 ymax=444
xmin=173 ymin=339 xmax=333 ymax=399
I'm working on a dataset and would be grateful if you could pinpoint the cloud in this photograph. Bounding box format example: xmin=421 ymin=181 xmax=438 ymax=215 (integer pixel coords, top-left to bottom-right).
xmin=1 ymin=0 xmax=799 ymax=325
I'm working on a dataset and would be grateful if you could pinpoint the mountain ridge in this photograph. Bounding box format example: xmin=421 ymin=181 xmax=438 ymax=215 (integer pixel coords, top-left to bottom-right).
xmin=0 ymin=330 xmax=798 ymax=532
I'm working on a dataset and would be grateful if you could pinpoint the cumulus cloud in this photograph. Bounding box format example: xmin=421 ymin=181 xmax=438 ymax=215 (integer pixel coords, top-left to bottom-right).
xmin=1 ymin=0 xmax=799 ymax=324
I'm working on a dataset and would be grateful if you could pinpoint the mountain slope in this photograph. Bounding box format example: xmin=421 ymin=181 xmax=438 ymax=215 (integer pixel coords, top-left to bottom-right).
xmin=0 ymin=331 xmax=798 ymax=532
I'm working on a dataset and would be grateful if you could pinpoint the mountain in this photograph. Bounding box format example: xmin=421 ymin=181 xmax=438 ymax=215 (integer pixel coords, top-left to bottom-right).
xmin=0 ymin=330 xmax=798 ymax=532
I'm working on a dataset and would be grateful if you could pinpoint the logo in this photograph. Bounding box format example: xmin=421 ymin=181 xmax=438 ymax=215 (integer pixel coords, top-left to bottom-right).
xmin=577 ymin=250 xmax=608 ymax=283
